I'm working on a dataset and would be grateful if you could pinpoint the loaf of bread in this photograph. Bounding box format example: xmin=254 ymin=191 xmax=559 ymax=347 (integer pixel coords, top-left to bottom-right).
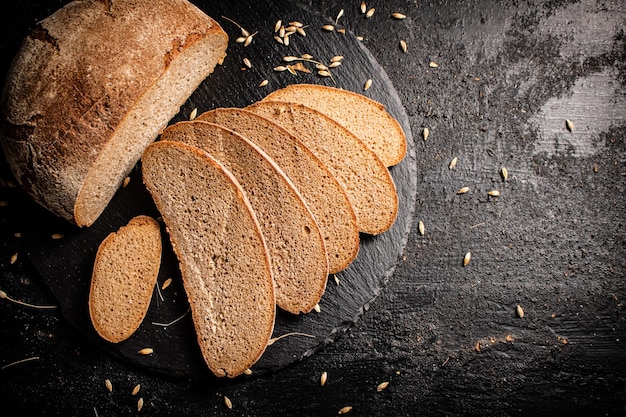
xmin=197 ymin=108 xmax=359 ymax=274
xmin=142 ymin=140 xmax=275 ymax=378
xmin=1 ymin=0 xmax=228 ymax=226
xmin=160 ymin=121 xmax=329 ymax=314
xmin=247 ymin=101 xmax=398 ymax=235
xmin=89 ymin=215 xmax=162 ymax=344
xmin=262 ymin=84 xmax=407 ymax=167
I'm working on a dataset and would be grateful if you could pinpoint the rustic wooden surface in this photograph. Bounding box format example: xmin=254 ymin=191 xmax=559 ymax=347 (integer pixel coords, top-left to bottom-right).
xmin=1 ymin=0 xmax=625 ymax=415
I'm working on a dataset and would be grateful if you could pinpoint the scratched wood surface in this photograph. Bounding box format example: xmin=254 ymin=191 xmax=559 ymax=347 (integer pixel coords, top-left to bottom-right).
xmin=1 ymin=0 xmax=625 ymax=415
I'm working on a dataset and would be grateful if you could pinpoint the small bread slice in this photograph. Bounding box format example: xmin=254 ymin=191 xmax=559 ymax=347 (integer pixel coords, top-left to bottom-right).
xmin=89 ymin=215 xmax=162 ymax=344
xmin=197 ymin=108 xmax=359 ymax=273
xmin=246 ymin=101 xmax=398 ymax=235
xmin=141 ymin=141 xmax=275 ymax=378
xmin=262 ymin=84 xmax=407 ymax=167
xmin=160 ymin=121 xmax=328 ymax=314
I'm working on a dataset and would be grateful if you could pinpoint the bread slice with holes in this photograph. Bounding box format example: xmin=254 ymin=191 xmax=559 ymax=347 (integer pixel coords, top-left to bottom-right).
xmin=1 ymin=0 xmax=228 ymax=227
xmin=197 ymin=108 xmax=359 ymax=274
xmin=141 ymin=140 xmax=275 ymax=378
xmin=261 ymin=84 xmax=407 ymax=167
xmin=246 ymin=101 xmax=398 ymax=235
xmin=160 ymin=121 xmax=328 ymax=314
xmin=89 ymin=215 xmax=162 ymax=344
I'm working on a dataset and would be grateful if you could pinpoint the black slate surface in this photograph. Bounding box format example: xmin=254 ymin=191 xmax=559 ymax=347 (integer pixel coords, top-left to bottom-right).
xmin=9 ymin=0 xmax=417 ymax=378
xmin=1 ymin=0 xmax=626 ymax=416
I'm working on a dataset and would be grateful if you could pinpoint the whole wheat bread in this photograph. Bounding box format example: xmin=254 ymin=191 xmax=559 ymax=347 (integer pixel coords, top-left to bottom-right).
xmin=197 ymin=108 xmax=359 ymax=274
xmin=89 ymin=215 xmax=162 ymax=344
xmin=160 ymin=121 xmax=329 ymax=314
xmin=1 ymin=0 xmax=228 ymax=226
xmin=246 ymin=101 xmax=398 ymax=235
xmin=141 ymin=140 xmax=275 ymax=378
xmin=262 ymin=84 xmax=406 ymax=167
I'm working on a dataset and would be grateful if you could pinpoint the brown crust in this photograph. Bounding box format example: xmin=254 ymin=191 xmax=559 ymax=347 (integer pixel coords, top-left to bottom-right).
xmin=1 ymin=0 xmax=227 ymax=224
xmin=262 ymin=83 xmax=407 ymax=167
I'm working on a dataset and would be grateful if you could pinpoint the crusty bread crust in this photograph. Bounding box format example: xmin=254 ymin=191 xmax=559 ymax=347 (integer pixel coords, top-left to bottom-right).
xmin=262 ymin=84 xmax=407 ymax=167
xmin=161 ymin=121 xmax=329 ymax=314
xmin=1 ymin=0 xmax=227 ymax=226
xmin=197 ymin=108 xmax=359 ymax=274
xmin=142 ymin=141 xmax=275 ymax=378
xmin=247 ymin=101 xmax=398 ymax=235
xmin=89 ymin=215 xmax=162 ymax=344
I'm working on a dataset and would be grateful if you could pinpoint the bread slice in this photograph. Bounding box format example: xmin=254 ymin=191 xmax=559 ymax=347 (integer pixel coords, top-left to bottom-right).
xmin=197 ymin=108 xmax=359 ymax=274
xmin=261 ymin=84 xmax=407 ymax=167
xmin=89 ymin=215 xmax=162 ymax=344
xmin=1 ymin=0 xmax=228 ymax=226
xmin=160 ymin=121 xmax=328 ymax=314
xmin=141 ymin=141 xmax=275 ymax=378
xmin=246 ymin=101 xmax=398 ymax=235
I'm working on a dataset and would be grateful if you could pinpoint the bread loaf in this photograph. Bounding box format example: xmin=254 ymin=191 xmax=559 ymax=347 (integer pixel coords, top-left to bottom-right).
xmin=1 ymin=0 xmax=228 ymax=226
xmin=141 ymin=140 xmax=275 ymax=378
xmin=247 ymin=101 xmax=398 ymax=235
xmin=89 ymin=215 xmax=162 ymax=344
xmin=262 ymin=84 xmax=407 ymax=167
xmin=197 ymin=108 xmax=359 ymax=274
xmin=160 ymin=121 xmax=329 ymax=314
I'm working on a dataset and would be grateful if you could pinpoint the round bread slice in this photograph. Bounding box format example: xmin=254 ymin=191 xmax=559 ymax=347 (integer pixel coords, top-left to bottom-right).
xmin=261 ymin=84 xmax=407 ymax=167
xmin=160 ymin=121 xmax=329 ymax=314
xmin=246 ymin=101 xmax=398 ymax=235
xmin=89 ymin=215 xmax=162 ymax=344
xmin=1 ymin=0 xmax=228 ymax=226
xmin=141 ymin=141 xmax=275 ymax=378
xmin=197 ymin=108 xmax=359 ymax=274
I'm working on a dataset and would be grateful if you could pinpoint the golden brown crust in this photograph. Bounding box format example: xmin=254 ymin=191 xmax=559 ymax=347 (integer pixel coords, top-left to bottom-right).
xmin=262 ymin=84 xmax=407 ymax=167
xmin=1 ymin=0 xmax=227 ymax=225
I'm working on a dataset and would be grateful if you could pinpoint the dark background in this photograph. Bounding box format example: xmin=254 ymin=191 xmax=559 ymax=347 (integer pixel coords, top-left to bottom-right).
xmin=1 ymin=0 xmax=625 ymax=415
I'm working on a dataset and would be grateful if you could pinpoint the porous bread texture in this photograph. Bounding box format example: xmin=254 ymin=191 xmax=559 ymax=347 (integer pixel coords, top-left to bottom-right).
xmin=197 ymin=108 xmax=359 ymax=274
xmin=262 ymin=84 xmax=407 ymax=167
xmin=1 ymin=0 xmax=228 ymax=226
xmin=141 ymin=141 xmax=275 ymax=378
xmin=89 ymin=215 xmax=162 ymax=344
xmin=246 ymin=101 xmax=398 ymax=235
xmin=160 ymin=121 xmax=328 ymax=314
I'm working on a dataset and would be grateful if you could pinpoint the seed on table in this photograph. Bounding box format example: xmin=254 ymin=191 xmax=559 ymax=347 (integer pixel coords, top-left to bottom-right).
xmin=51 ymin=233 xmax=64 ymax=239
xmin=391 ymin=12 xmax=407 ymax=19
xmin=258 ymin=79 xmax=269 ymax=87
xmin=138 ymin=348 xmax=154 ymax=355
xmin=289 ymin=21 xmax=304 ymax=28
xmin=314 ymin=303 xmax=321 ymax=313
xmin=243 ymin=57 xmax=252 ymax=68
xmin=463 ymin=252 xmax=471 ymax=266
xmin=318 ymin=70 xmax=331 ymax=77
xmin=244 ymin=368 xmax=253 ymax=375
xmin=330 ymin=55 xmax=344 ymax=62
xmin=10 ymin=253 xmax=17 ymax=265
xmin=360 ymin=2 xmax=367 ymax=14
xmin=449 ymin=156 xmax=458 ymax=170
xmin=501 ymin=166 xmax=509 ymax=181
xmin=274 ymin=66 xmax=288 ymax=72
xmin=377 ymin=381 xmax=390 ymax=392
xmin=105 ymin=379 xmax=113 ymax=392
xmin=224 ymin=396 xmax=233 ymax=409
xmin=137 ymin=398 xmax=144 ymax=412
xmin=418 ymin=221 xmax=425 ymax=236
xmin=488 ymin=190 xmax=500 ymax=197
xmin=338 ymin=406 xmax=353 ymax=414
xmin=400 ymin=39 xmax=407 ymax=53
xmin=457 ymin=186 xmax=470 ymax=194
xmin=429 ymin=61 xmax=439 ymax=68
xmin=274 ymin=20 xmax=282 ymax=32
xmin=189 ymin=108 xmax=198 ymax=120
xmin=366 ymin=8 xmax=375 ymax=18
xmin=132 ymin=384 xmax=141 ymax=396
xmin=274 ymin=35 xmax=284 ymax=44
xmin=364 ymin=78 xmax=372 ymax=91
xmin=320 ymin=371 xmax=328 ymax=386
xmin=516 ymin=304 xmax=524 ymax=318
xmin=123 ymin=176 xmax=131 ymax=188
xmin=422 ymin=127 xmax=430 ymax=140
xmin=565 ymin=119 xmax=574 ymax=132
xmin=322 ymin=24 xmax=335 ymax=32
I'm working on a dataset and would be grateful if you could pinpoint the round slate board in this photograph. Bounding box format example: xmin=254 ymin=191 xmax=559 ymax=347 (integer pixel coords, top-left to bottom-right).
xmin=15 ymin=0 xmax=417 ymax=379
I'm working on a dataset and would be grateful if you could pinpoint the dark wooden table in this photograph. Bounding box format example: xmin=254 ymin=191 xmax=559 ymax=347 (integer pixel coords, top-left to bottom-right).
xmin=1 ymin=0 xmax=625 ymax=415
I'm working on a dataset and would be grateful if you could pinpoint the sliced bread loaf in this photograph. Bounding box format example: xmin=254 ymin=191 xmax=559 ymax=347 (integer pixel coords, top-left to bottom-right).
xmin=246 ymin=101 xmax=398 ymax=235
xmin=197 ymin=108 xmax=359 ymax=273
xmin=1 ymin=0 xmax=228 ymax=226
xmin=261 ymin=84 xmax=407 ymax=167
xmin=89 ymin=215 xmax=162 ymax=344
xmin=141 ymin=141 xmax=275 ymax=378
xmin=160 ymin=121 xmax=328 ymax=314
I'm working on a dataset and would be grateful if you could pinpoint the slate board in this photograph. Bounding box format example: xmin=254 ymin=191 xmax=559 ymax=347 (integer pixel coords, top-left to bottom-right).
xmin=14 ymin=0 xmax=417 ymax=379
